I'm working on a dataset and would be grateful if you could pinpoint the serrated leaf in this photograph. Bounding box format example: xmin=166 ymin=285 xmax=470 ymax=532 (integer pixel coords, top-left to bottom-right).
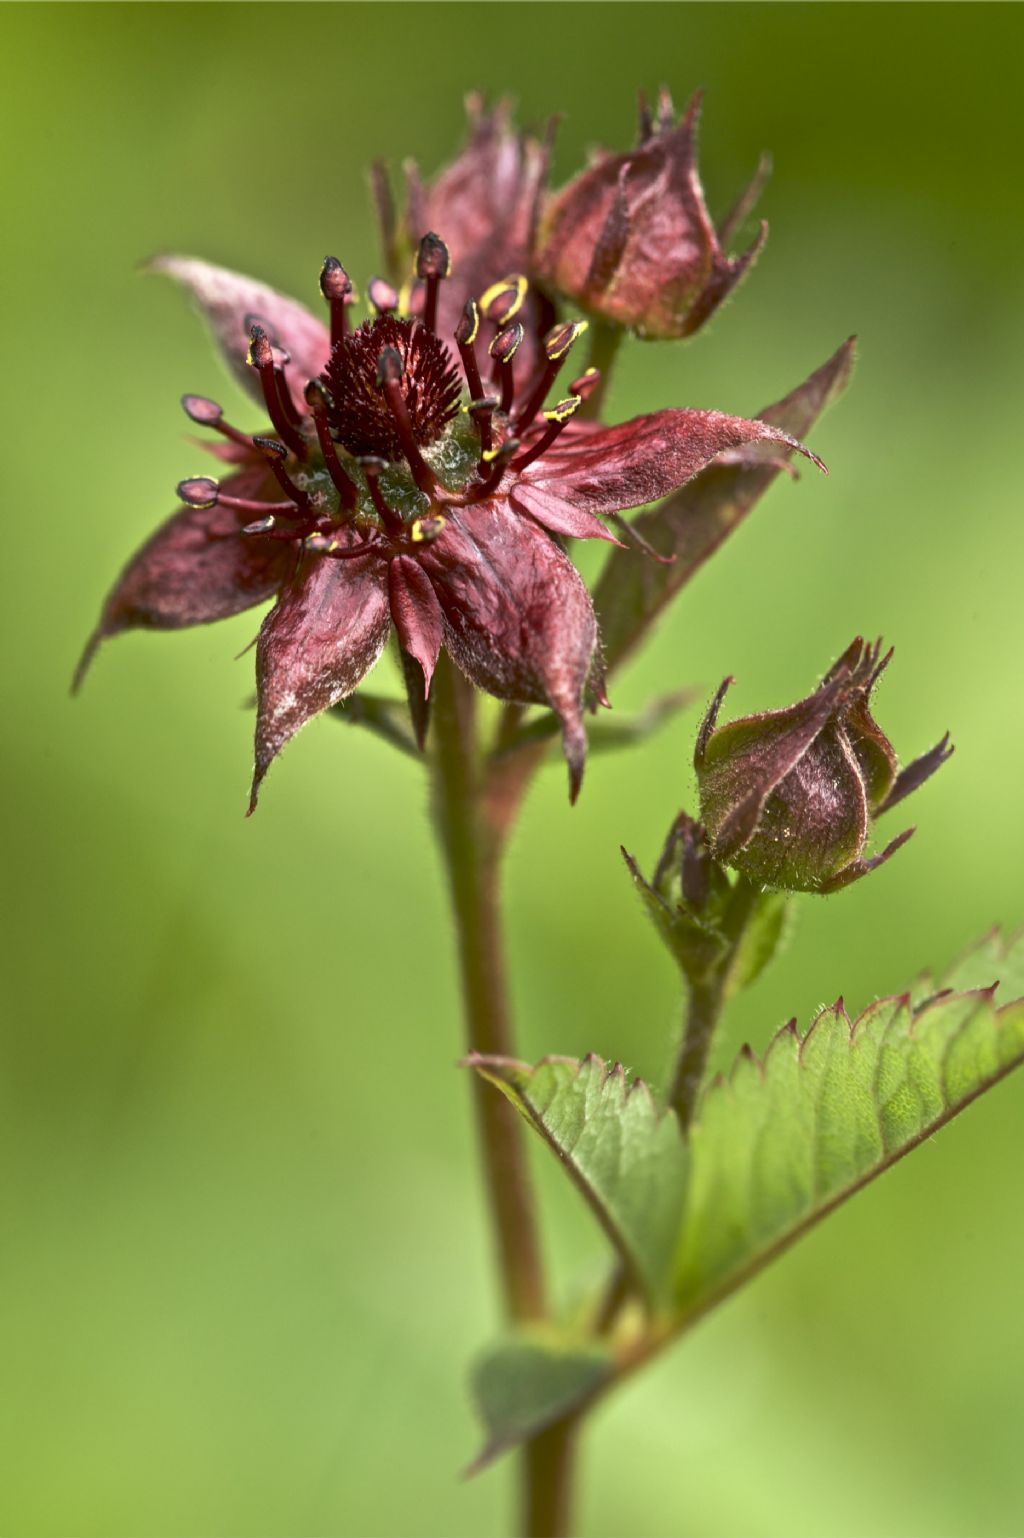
xmin=593 ymin=339 xmax=855 ymax=674
xmin=467 ymin=1053 xmax=687 ymax=1310
xmin=929 ymin=925 xmax=1024 ymax=1002
xmin=674 ymin=984 xmax=1024 ymax=1320
xmin=468 ymin=1333 xmax=614 ymax=1473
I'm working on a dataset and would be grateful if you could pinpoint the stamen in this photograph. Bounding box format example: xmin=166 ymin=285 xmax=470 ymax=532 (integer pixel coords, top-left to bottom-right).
xmin=376 ymin=347 xmax=438 ymax=497
xmin=409 ymin=514 xmax=446 ymax=545
xmin=304 ymin=380 xmax=359 ymax=511
xmin=320 ymin=257 xmax=354 ymax=348
xmin=416 ymin=232 xmax=451 ymax=335
xmin=248 ymin=326 xmax=307 ymax=460
xmin=252 ymin=435 xmax=312 ymax=509
xmin=358 ymin=455 xmax=404 ymax=536
xmin=467 ymin=394 xmax=499 ymax=460
xmin=489 ymin=322 xmax=524 ymax=414
xmin=478 ymin=274 xmax=528 ymax=326
xmin=304 ymin=531 xmax=385 ymax=560
xmin=181 ymin=395 xmax=254 ymax=451
xmin=454 ymin=300 xmax=485 ymax=403
xmin=368 ymin=276 xmax=399 ymax=315
xmin=569 ymin=367 xmax=601 ymax=404
xmin=510 ymin=396 xmax=583 ymax=471
xmin=452 ymin=436 xmax=520 ymax=505
xmin=513 ymin=319 xmax=588 ymax=430
xmin=177 ymin=476 xmax=220 ymax=509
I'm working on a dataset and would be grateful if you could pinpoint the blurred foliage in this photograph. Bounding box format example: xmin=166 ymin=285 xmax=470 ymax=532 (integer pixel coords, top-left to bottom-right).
xmin=2 ymin=4 xmax=1023 ymax=1535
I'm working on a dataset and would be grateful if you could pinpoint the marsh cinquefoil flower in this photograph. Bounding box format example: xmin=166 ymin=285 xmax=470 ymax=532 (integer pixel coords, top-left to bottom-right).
xmin=695 ymin=638 xmax=954 ymax=892
xmin=78 ymin=104 xmax=819 ymax=809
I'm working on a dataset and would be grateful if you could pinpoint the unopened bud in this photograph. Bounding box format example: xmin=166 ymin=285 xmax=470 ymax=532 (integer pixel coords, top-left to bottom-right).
xmin=694 ymin=639 xmax=953 ymax=894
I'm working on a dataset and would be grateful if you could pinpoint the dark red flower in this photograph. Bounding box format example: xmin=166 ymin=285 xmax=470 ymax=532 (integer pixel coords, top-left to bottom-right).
xmin=694 ymin=639 xmax=954 ymax=893
xmin=534 ymin=89 xmax=767 ymax=340
xmin=79 ymin=194 xmax=819 ymax=810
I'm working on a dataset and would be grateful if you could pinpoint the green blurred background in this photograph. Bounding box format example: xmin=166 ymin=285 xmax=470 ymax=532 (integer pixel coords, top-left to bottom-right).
xmin=3 ymin=4 xmax=1023 ymax=1534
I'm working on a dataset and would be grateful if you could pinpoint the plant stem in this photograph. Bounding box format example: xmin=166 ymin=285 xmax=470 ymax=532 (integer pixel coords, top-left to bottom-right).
xmin=523 ymin=1419 xmax=578 ymax=1538
xmin=670 ymin=974 xmax=725 ymax=1131
xmin=431 ymin=656 xmax=546 ymax=1324
xmin=669 ymin=877 xmax=764 ymax=1130
xmin=579 ymin=318 xmax=623 ymax=421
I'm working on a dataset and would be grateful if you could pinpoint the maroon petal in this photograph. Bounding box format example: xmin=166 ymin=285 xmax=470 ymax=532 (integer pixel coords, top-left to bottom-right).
xmin=388 ymin=555 xmax=444 ymax=697
xmin=74 ymin=466 xmax=292 ymax=691
xmin=148 ymin=255 xmax=330 ymax=414
xmin=518 ymin=409 xmax=822 ymax=520
xmin=251 ymin=551 xmax=391 ymax=810
xmin=507 ymin=481 xmax=624 ymax=544
xmin=415 ymin=97 xmax=550 ymax=371
xmin=419 ymin=501 xmax=598 ymax=801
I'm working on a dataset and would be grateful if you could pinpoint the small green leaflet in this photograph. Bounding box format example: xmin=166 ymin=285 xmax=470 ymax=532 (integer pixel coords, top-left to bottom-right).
xmin=468 ymin=1335 xmax=614 ymax=1473
xmin=468 ymin=931 xmax=1024 ymax=1461
xmin=468 ymin=1053 xmax=687 ymax=1312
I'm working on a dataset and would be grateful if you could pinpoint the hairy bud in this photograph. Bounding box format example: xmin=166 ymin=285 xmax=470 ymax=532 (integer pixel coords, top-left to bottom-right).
xmin=694 ymin=639 xmax=953 ymax=894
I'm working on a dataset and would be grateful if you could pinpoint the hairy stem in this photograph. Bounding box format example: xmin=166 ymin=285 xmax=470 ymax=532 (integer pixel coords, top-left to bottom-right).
xmin=431 ymin=657 xmax=545 ymax=1323
xmin=670 ymin=975 xmax=725 ymax=1131
xmin=432 ymin=662 xmax=580 ymax=1534
xmin=669 ymin=876 xmax=764 ymax=1129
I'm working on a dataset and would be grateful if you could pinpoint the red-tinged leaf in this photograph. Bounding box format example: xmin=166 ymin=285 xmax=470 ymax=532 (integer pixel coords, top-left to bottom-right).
xmin=593 ymin=339 xmax=856 ymax=673
xmin=419 ymin=501 xmax=598 ymax=801
xmin=520 ymin=408 xmax=820 ymax=522
xmin=148 ymin=255 xmax=330 ymax=414
xmin=74 ymin=467 xmax=291 ymax=692
xmin=251 ymin=551 xmax=391 ymax=810
xmin=387 ymin=555 xmax=443 ymax=698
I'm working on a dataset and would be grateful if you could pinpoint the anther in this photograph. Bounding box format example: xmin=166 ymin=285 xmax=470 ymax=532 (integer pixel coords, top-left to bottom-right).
xmin=410 ymin=514 xmax=446 ymax=544
xmin=375 ymin=347 xmax=438 ymax=497
xmin=368 ymin=276 xmax=399 ymax=315
xmin=451 ymin=435 xmax=520 ymax=506
xmin=358 ymin=455 xmax=404 ymax=536
xmin=181 ymin=395 xmax=254 ymax=452
xmin=569 ymin=367 xmax=601 ymax=404
xmin=478 ymin=274 xmax=528 ymax=326
xmin=177 ymin=476 xmax=220 ymax=509
xmin=489 ymin=322 xmax=524 ymax=414
xmin=304 ymin=380 xmax=359 ymax=511
xmin=514 ymin=319 xmax=588 ymax=430
xmin=415 ymin=232 xmax=450 ymax=334
xmin=510 ymin=396 xmax=583 ymax=471
xmin=320 ymin=257 xmax=354 ymax=348
xmin=252 ymin=434 xmax=311 ymax=508
xmin=247 ymin=325 xmax=308 ymax=460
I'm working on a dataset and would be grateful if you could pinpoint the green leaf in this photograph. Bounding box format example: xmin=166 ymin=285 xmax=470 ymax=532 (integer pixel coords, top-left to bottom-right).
xmin=674 ymin=983 xmax=1024 ymax=1321
xmin=593 ymin=338 xmax=855 ymax=675
xmin=927 ymin=925 xmax=1024 ymax=1002
xmin=490 ymin=688 xmax=698 ymax=761
xmin=468 ymin=1333 xmax=614 ymax=1473
xmin=329 ymin=690 xmax=419 ymax=757
xmin=466 ymin=1053 xmax=687 ymax=1310
xmin=722 ymin=890 xmax=792 ymax=998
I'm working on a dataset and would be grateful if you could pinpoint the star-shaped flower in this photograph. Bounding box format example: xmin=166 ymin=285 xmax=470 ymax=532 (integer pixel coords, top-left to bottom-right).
xmin=79 ymin=143 xmax=820 ymax=810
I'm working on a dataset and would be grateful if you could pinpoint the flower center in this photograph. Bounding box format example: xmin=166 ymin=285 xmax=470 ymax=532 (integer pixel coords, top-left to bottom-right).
xmin=322 ymin=314 xmax=462 ymax=461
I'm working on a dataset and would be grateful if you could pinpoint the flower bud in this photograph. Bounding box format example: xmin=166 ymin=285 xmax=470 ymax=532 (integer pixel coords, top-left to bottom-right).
xmin=694 ymin=639 xmax=953 ymax=894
